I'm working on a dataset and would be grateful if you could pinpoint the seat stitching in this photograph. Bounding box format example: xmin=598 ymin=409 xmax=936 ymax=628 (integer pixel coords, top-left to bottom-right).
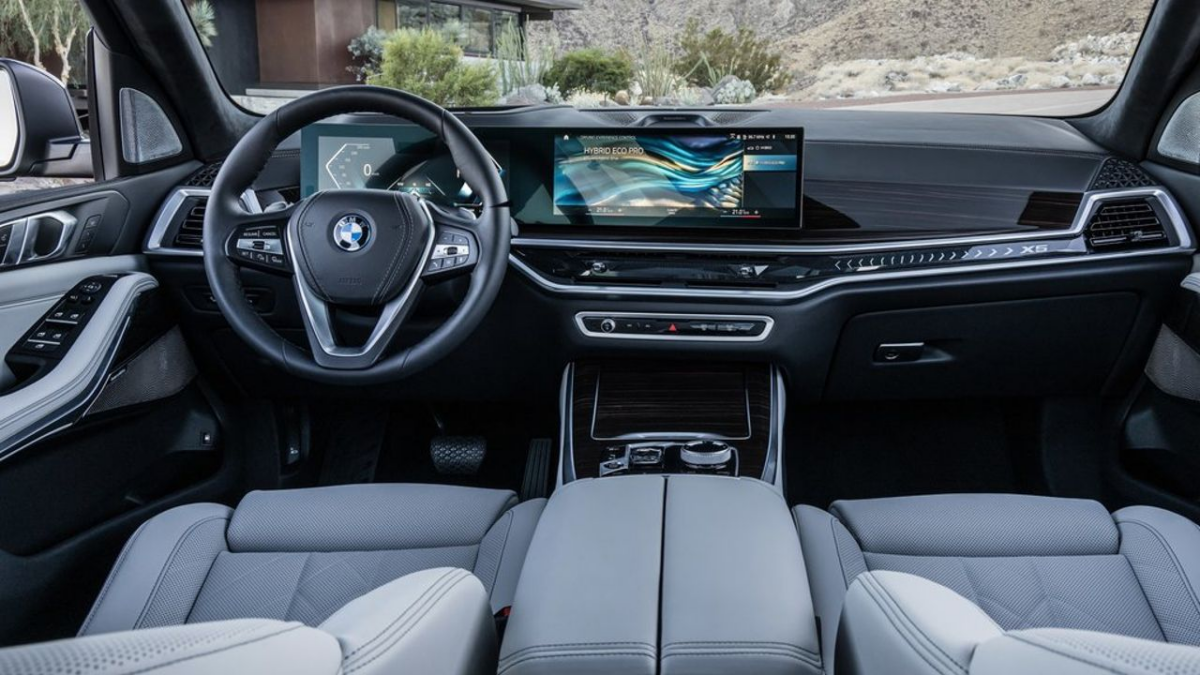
xmin=1122 ymin=519 xmax=1200 ymax=628
xmin=280 ymin=553 xmax=315 ymax=622
xmin=500 ymin=641 xmax=657 ymax=660
xmin=864 ymin=572 xmax=967 ymax=674
xmin=342 ymin=568 xmax=462 ymax=661
xmin=133 ymin=515 xmax=230 ymax=629
xmin=498 ymin=651 xmax=657 ymax=674
xmin=343 ymin=570 xmax=470 ymax=672
xmin=190 ymin=552 xmax=295 ymax=604
xmin=859 ymin=575 xmax=957 ymax=675
xmin=660 ymin=650 xmax=821 ymax=667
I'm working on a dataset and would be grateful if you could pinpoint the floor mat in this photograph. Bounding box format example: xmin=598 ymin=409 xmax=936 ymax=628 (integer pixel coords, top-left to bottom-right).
xmin=787 ymin=399 xmax=1046 ymax=509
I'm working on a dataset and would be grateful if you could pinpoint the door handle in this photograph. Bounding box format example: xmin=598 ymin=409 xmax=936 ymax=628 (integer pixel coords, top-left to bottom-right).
xmin=0 ymin=211 xmax=76 ymax=267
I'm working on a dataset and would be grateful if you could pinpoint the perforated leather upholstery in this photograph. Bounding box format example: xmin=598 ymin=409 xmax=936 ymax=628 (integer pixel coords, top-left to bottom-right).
xmin=795 ymin=494 xmax=1200 ymax=673
xmin=81 ymin=484 xmax=545 ymax=637
xmin=2 ymin=567 xmax=498 ymax=675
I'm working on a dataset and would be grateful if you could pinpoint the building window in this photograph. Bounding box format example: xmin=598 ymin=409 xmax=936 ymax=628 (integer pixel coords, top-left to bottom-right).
xmin=377 ymin=1 xmax=521 ymax=56
xmin=465 ymin=7 xmax=493 ymax=55
xmin=397 ymin=0 xmax=428 ymax=29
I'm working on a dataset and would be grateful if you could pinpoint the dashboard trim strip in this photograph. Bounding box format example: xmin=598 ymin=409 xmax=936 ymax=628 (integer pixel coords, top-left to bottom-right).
xmin=509 ymin=188 xmax=1193 ymax=300
xmin=512 ymin=188 xmax=1189 ymax=255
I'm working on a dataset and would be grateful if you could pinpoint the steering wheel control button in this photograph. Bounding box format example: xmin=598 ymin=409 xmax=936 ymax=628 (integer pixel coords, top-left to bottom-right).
xmin=424 ymin=226 xmax=478 ymax=279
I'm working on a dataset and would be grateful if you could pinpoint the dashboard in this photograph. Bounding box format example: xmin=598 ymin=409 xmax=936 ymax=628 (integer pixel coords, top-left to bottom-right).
xmin=144 ymin=105 xmax=1197 ymax=403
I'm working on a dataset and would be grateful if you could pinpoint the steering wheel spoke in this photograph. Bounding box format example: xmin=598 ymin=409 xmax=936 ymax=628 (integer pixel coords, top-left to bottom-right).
xmin=223 ymin=205 xmax=296 ymax=275
xmin=293 ymin=272 xmax=426 ymax=370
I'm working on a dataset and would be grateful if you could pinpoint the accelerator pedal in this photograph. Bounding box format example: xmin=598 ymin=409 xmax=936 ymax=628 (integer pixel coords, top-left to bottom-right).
xmin=430 ymin=436 xmax=486 ymax=476
xmin=521 ymin=438 xmax=553 ymax=501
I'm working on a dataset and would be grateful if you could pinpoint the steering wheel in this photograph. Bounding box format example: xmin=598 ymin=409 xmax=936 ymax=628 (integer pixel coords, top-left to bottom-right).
xmin=202 ymin=86 xmax=510 ymax=385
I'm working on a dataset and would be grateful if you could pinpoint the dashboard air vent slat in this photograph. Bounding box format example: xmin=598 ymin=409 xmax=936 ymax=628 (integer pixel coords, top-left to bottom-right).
xmin=172 ymin=200 xmax=206 ymax=249
xmin=184 ymin=163 xmax=223 ymax=188
xmin=1085 ymin=198 xmax=1166 ymax=250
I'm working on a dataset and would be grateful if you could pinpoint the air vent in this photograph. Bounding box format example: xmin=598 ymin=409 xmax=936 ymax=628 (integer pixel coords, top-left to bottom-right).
xmin=1090 ymin=158 xmax=1156 ymax=191
xmin=172 ymin=200 xmax=206 ymax=249
xmin=184 ymin=162 xmax=223 ymax=188
xmin=1085 ymin=198 xmax=1167 ymax=250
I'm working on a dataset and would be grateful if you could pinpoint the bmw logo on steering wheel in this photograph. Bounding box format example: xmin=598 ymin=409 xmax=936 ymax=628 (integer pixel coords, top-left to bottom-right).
xmin=332 ymin=214 xmax=371 ymax=252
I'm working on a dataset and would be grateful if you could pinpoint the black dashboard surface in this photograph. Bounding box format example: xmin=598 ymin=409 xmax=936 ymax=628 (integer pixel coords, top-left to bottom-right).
xmin=258 ymin=106 xmax=1115 ymax=246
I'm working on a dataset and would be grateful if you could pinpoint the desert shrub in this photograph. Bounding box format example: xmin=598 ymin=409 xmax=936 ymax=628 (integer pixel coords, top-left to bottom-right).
xmin=544 ymin=48 xmax=633 ymax=97
xmin=676 ymin=19 xmax=790 ymax=92
xmin=494 ymin=20 xmax=557 ymax=97
xmin=636 ymin=42 xmax=685 ymax=100
xmin=370 ymin=29 xmax=498 ymax=107
xmin=347 ymin=26 xmax=389 ymax=82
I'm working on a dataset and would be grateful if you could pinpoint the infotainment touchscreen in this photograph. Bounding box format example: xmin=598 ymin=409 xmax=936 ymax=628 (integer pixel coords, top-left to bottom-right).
xmin=551 ymin=130 xmax=801 ymax=228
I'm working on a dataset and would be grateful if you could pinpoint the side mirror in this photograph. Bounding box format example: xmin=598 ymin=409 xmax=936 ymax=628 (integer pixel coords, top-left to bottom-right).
xmin=0 ymin=58 xmax=91 ymax=180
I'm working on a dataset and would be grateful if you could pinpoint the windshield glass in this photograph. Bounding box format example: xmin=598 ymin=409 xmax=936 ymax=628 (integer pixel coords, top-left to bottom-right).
xmin=192 ymin=0 xmax=1154 ymax=116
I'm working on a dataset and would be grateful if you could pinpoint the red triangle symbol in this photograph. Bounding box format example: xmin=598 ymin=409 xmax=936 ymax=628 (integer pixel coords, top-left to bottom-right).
xmin=668 ymin=323 xmax=678 ymax=332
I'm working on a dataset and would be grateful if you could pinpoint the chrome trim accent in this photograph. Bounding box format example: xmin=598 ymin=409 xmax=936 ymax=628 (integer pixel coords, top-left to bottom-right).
xmin=513 ymin=188 xmax=1193 ymax=300
xmin=557 ymin=362 xmax=575 ymax=487
xmin=19 ymin=211 xmax=77 ymax=263
xmin=575 ymin=311 xmax=774 ymax=342
xmin=764 ymin=366 xmax=785 ymax=491
xmin=0 ymin=218 xmax=27 ymax=267
xmin=287 ymin=204 xmax=435 ymax=368
xmin=144 ymin=186 xmax=262 ymax=257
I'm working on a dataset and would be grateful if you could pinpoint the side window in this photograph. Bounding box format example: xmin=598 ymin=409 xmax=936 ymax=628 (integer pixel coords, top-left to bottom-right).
xmin=0 ymin=0 xmax=94 ymax=196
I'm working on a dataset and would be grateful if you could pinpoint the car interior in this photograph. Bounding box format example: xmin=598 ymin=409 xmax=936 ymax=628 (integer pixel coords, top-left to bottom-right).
xmin=2 ymin=0 xmax=1200 ymax=673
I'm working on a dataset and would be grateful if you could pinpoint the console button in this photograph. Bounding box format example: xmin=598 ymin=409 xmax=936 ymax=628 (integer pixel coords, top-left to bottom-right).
xmin=80 ymin=280 xmax=103 ymax=294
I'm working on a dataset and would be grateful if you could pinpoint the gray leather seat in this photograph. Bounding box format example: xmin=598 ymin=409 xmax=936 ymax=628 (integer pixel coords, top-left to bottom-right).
xmin=795 ymin=494 xmax=1200 ymax=673
xmin=0 ymin=567 xmax=500 ymax=675
xmin=81 ymin=483 xmax=545 ymax=636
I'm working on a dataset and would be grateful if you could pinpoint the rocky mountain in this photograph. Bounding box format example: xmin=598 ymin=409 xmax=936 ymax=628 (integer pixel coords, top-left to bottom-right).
xmin=543 ymin=0 xmax=1153 ymax=88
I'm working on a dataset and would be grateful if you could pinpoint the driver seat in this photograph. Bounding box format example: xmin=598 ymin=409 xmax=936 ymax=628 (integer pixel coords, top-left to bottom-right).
xmin=80 ymin=483 xmax=545 ymax=635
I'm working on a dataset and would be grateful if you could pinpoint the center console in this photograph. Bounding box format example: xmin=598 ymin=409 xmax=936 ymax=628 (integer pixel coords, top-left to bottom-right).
xmin=499 ymin=475 xmax=822 ymax=675
xmin=560 ymin=360 xmax=783 ymax=487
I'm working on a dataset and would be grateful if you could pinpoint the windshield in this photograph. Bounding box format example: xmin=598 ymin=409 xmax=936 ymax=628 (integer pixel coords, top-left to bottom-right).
xmin=191 ymin=0 xmax=1154 ymax=116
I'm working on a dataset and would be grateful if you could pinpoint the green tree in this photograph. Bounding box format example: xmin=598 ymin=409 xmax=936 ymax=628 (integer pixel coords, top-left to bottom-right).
xmin=0 ymin=0 xmax=89 ymax=85
xmin=369 ymin=29 xmax=498 ymax=107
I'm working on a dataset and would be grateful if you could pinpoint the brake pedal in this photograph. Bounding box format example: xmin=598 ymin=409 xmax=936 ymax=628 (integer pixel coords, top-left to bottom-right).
xmin=430 ymin=436 xmax=486 ymax=475
xmin=521 ymin=438 xmax=553 ymax=501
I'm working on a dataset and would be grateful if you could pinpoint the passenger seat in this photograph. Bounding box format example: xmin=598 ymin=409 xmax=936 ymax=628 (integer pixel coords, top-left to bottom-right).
xmin=794 ymin=494 xmax=1200 ymax=673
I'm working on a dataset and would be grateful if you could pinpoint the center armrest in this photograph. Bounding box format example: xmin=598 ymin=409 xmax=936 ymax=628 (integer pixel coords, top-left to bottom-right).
xmin=499 ymin=475 xmax=822 ymax=675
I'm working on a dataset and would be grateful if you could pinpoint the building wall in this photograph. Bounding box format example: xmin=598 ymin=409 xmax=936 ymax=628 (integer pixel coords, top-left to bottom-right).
xmin=255 ymin=0 xmax=372 ymax=87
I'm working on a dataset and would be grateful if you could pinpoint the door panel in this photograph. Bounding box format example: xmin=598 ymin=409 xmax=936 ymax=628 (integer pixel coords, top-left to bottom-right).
xmin=0 ymin=176 xmax=240 ymax=646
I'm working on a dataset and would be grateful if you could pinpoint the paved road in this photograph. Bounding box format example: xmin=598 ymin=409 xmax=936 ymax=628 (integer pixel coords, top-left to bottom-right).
xmin=821 ymin=87 xmax=1117 ymax=115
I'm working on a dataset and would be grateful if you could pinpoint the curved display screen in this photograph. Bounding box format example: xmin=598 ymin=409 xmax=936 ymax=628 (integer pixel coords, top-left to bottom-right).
xmin=552 ymin=130 xmax=801 ymax=228
xmin=301 ymin=122 xmax=803 ymax=232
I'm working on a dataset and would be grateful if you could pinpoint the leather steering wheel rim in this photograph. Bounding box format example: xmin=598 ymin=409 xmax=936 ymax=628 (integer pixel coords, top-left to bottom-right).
xmin=202 ymin=86 xmax=510 ymax=385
